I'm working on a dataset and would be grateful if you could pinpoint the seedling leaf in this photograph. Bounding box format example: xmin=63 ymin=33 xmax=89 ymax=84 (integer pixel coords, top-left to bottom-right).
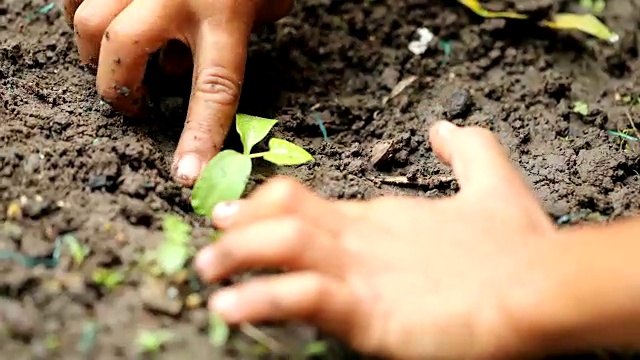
xmin=157 ymin=241 xmax=192 ymax=275
xmin=92 ymin=268 xmax=125 ymax=290
xmin=236 ymin=114 xmax=278 ymax=155
xmin=572 ymin=101 xmax=589 ymax=116
xmin=162 ymin=214 xmax=191 ymax=245
xmin=543 ymin=13 xmax=619 ymax=43
xmin=192 ymin=150 xmax=252 ymax=216
xmin=209 ymin=313 xmax=230 ymax=347
xmin=458 ymin=0 xmax=527 ymax=19
xmin=263 ymin=138 xmax=314 ymax=166
xmin=62 ymin=234 xmax=89 ymax=266
xmin=136 ymin=330 xmax=174 ymax=353
xmin=304 ymin=341 xmax=329 ymax=356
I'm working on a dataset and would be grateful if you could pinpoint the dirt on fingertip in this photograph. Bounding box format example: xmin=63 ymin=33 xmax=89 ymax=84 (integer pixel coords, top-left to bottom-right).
xmin=1 ymin=0 xmax=640 ymax=358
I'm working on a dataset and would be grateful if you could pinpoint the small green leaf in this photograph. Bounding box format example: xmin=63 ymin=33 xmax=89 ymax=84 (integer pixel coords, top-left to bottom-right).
xmin=572 ymin=101 xmax=589 ymax=116
xmin=263 ymin=138 xmax=314 ymax=166
xmin=156 ymin=242 xmax=191 ymax=275
xmin=236 ymin=114 xmax=278 ymax=155
xmin=162 ymin=214 xmax=191 ymax=245
xmin=136 ymin=330 xmax=174 ymax=353
xmin=192 ymin=150 xmax=252 ymax=217
xmin=209 ymin=313 xmax=230 ymax=347
xmin=303 ymin=341 xmax=329 ymax=356
xmin=62 ymin=234 xmax=89 ymax=266
xmin=91 ymin=268 xmax=125 ymax=290
xmin=543 ymin=13 xmax=619 ymax=43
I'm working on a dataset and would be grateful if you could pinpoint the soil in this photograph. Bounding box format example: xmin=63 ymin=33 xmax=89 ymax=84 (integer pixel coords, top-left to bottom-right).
xmin=2 ymin=0 xmax=640 ymax=358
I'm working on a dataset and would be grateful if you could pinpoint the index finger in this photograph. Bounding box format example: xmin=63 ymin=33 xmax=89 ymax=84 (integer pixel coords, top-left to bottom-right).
xmin=171 ymin=9 xmax=254 ymax=186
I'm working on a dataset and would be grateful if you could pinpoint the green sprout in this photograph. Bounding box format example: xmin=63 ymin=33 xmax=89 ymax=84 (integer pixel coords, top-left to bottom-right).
xmin=156 ymin=214 xmax=194 ymax=276
xmin=572 ymin=101 xmax=589 ymax=116
xmin=579 ymin=0 xmax=606 ymax=14
xmin=62 ymin=234 xmax=89 ymax=267
xmin=191 ymin=114 xmax=314 ymax=217
xmin=303 ymin=341 xmax=329 ymax=356
xmin=91 ymin=268 xmax=125 ymax=290
xmin=136 ymin=329 xmax=174 ymax=353
xmin=209 ymin=313 xmax=230 ymax=347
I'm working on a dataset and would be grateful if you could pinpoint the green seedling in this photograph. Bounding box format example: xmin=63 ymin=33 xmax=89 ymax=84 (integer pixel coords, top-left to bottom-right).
xmin=156 ymin=214 xmax=194 ymax=276
xmin=44 ymin=334 xmax=60 ymax=350
xmin=62 ymin=234 xmax=89 ymax=266
xmin=209 ymin=313 xmax=230 ymax=347
xmin=580 ymin=0 xmax=606 ymax=14
xmin=91 ymin=268 xmax=125 ymax=290
xmin=303 ymin=341 xmax=329 ymax=356
xmin=192 ymin=114 xmax=314 ymax=217
xmin=572 ymin=101 xmax=589 ymax=116
xmin=136 ymin=329 xmax=174 ymax=353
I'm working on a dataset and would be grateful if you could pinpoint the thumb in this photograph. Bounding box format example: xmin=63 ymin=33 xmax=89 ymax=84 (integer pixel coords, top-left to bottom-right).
xmin=171 ymin=13 xmax=252 ymax=186
xmin=428 ymin=121 xmax=532 ymax=197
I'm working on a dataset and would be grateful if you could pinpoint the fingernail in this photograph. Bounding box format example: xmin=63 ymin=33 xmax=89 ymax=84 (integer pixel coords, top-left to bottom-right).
xmin=194 ymin=246 xmax=217 ymax=280
xmin=175 ymin=153 xmax=202 ymax=182
xmin=210 ymin=290 xmax=238 ymax=315
xmin=212 ymin=201 xmax=239 ymax=222
xmin=435 ymin=121 xmax=457 ymax=138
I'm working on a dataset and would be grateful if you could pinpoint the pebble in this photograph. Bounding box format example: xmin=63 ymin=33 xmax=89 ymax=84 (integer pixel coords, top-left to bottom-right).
xmin=139 ymin=276 xmax=183 ymax=316
xmin=369 ymin=140 xmax=395 ymax=168
xmin=445 ymin=89 xmax=472 ymax=119
xmin=185 ymin=293 xmax=203 ymax=309
xmin=22 ymin=198 xmax=57 ymax=219
xmin=6 ymin=202 xmax=22 ymax=220
xmin=23 ymin=153 xmax=41 ymax=173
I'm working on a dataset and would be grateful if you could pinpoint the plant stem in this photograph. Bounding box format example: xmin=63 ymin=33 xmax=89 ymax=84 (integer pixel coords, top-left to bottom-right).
xmin=248 ymin=152 xmax=269 ymax=159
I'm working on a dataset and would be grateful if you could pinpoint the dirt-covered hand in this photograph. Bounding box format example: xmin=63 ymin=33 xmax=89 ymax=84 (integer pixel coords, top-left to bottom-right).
xmin=194 ymin=121 xmax=559 ymax=359
xmin=63 ymin=0 xmax=293 ymax=186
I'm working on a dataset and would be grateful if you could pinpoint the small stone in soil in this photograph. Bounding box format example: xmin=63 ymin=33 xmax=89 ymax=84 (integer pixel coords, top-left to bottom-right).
xmin=23 ymin=153 xmax=41 ymax=173
xmin=22 ymin=198 xmax=58 ymax=219
xmin=185 ymin=293 xmax=203 ymax=309
xmin=370 ymin=140 xmax=395 ymax=168
xmin=87 ymin=175 xmax=115 ymax=190
xmin=445 ymin=89 xmax=472 ymax=120
xmin=6 ymin=202 xmax=22 ymax=220
xmin=140 ymin=276 xmax=183 ymax=316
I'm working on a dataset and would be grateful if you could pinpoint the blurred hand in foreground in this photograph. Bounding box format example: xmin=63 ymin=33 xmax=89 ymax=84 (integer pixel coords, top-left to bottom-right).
xmin=64 ymin=0 xmax=293 ymax=186
xmin=194 ymin=121 xmax=561 ymax=359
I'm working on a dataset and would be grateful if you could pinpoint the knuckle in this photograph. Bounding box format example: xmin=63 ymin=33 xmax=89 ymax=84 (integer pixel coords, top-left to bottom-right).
xmin=193 ymin=67 xmax=241 ymax=106
xmin=73 ymin=8 xmax=108 ymax=39
xmin=280 ymin=217 xmax=308 ymax=245
xmin=262 ymin=176 xmax=303 ymax=209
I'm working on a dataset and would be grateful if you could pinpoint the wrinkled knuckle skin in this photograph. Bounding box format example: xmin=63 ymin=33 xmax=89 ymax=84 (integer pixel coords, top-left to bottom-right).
xmin=264 ymin=176 xmax=302 ymax=208
xmin=194 ymin=67 xmax=241 ymax=106
xmin=278 ymin=218 xmax=309 ymax=259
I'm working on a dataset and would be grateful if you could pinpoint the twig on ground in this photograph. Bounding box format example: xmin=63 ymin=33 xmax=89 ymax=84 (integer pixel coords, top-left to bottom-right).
xmin=239 ymin=323 xmax=287 ymax=354
xmin=372 ymin=175 xmax=455 ymax=189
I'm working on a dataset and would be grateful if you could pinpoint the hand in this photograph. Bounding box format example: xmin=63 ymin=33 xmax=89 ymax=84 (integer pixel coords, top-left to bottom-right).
xmin=194 ymin=121 xmax=559 ymax=359
xmin=64 ymin=0 xmax=294 ymax=186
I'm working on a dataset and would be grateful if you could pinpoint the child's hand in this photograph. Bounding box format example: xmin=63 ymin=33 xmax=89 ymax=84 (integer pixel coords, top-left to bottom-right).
xmin=64 ymin=0 xmax=293 ymax=186
xmin=194 ymin=121 xmax=559 ymax=359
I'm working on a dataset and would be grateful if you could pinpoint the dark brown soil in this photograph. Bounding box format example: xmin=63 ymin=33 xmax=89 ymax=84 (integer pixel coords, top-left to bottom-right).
xmin=2 ymin=0 xmax=640 ymax=358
